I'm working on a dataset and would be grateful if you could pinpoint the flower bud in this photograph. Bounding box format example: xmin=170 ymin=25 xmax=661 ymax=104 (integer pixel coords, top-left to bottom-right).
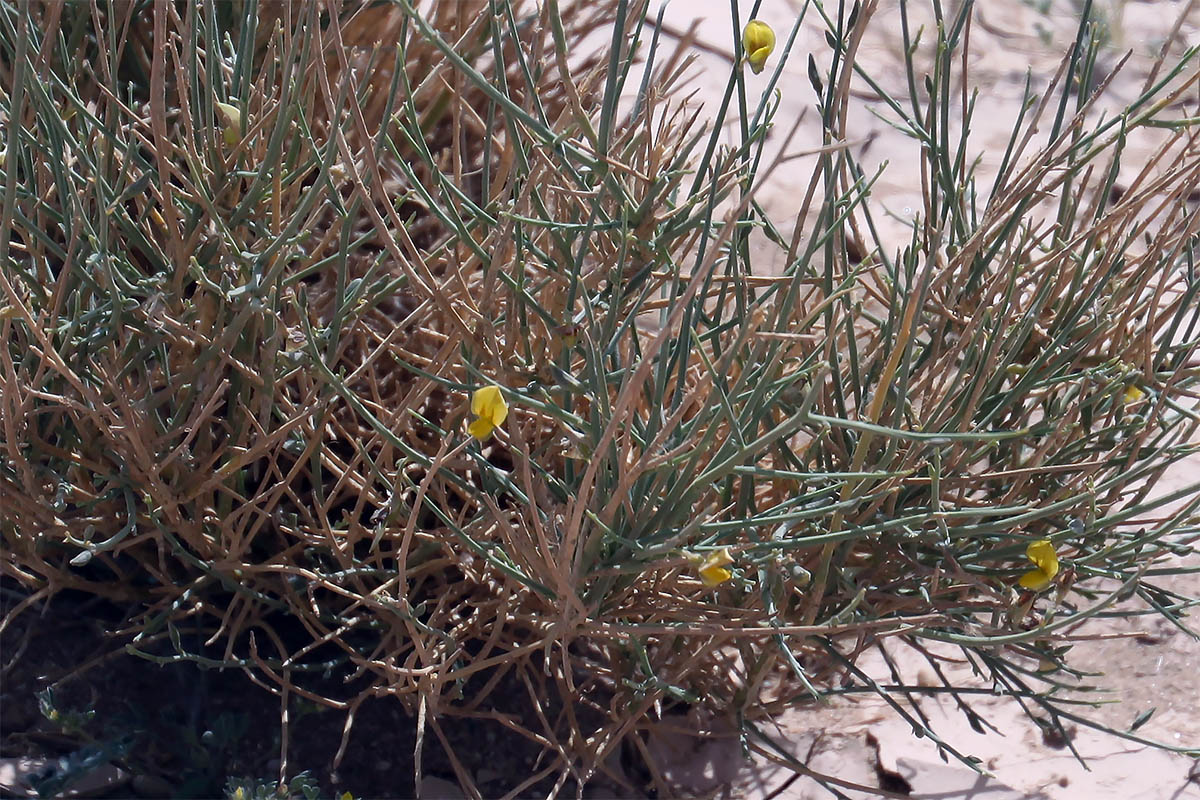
xmin=742 ymin=20 xmax=776 ymax=75
xmin=215 ymin=101 xmax=242 ymax=148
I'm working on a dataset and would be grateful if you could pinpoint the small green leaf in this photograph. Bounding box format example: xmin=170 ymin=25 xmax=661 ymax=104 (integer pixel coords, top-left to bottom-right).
xmin=807 ymin=54 xmax=823 ymax=96
xmin=1130 ymin=707 xmax=1156 ymax=732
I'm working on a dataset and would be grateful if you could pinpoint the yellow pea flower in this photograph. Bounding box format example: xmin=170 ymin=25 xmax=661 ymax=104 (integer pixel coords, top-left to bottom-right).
xmin=1123 ymin=384 xmax=1145 ymax=404
xmin=468 ymin=384 xmax=509 ymax=440
xmin=1018 ymin=538 xmax=1059 ymax=592
xmin=695 ymin=547 xmax=734 ymax=587
xmin=215 ymin=101 xmax=242 ymax=147
xmin=742 ymin=20 xmax=776 ymax=75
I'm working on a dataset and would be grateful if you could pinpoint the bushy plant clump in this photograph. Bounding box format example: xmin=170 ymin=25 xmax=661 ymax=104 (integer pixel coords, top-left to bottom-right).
xmin=2 ymin=0 xmax=1197 ymax=794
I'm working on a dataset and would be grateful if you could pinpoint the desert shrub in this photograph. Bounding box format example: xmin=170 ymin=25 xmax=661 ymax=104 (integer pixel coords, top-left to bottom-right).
xmin=2 ymin=0 xmax=1198 ymax=795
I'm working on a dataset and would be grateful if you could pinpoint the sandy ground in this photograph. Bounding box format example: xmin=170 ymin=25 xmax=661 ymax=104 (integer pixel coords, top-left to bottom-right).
xmin=647 ymin=1 xmax=1200 ymax=797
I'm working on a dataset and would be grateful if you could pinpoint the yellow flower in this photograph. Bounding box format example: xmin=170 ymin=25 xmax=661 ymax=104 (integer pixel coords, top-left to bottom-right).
xmin=215 ymin=101 xmax=242 ymax=147
xmin=468 ymin=384 xmax=509 ymax=440
xmin=1018 ymin=538 xmax=1060 ymax=592
xmin=697 ymin=547 xmax=734 ymax=587
xmin=742 ymin=20 xmax=776 ymax=75
xmin=1123 ymin=384 xmax=1145 ymax=404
